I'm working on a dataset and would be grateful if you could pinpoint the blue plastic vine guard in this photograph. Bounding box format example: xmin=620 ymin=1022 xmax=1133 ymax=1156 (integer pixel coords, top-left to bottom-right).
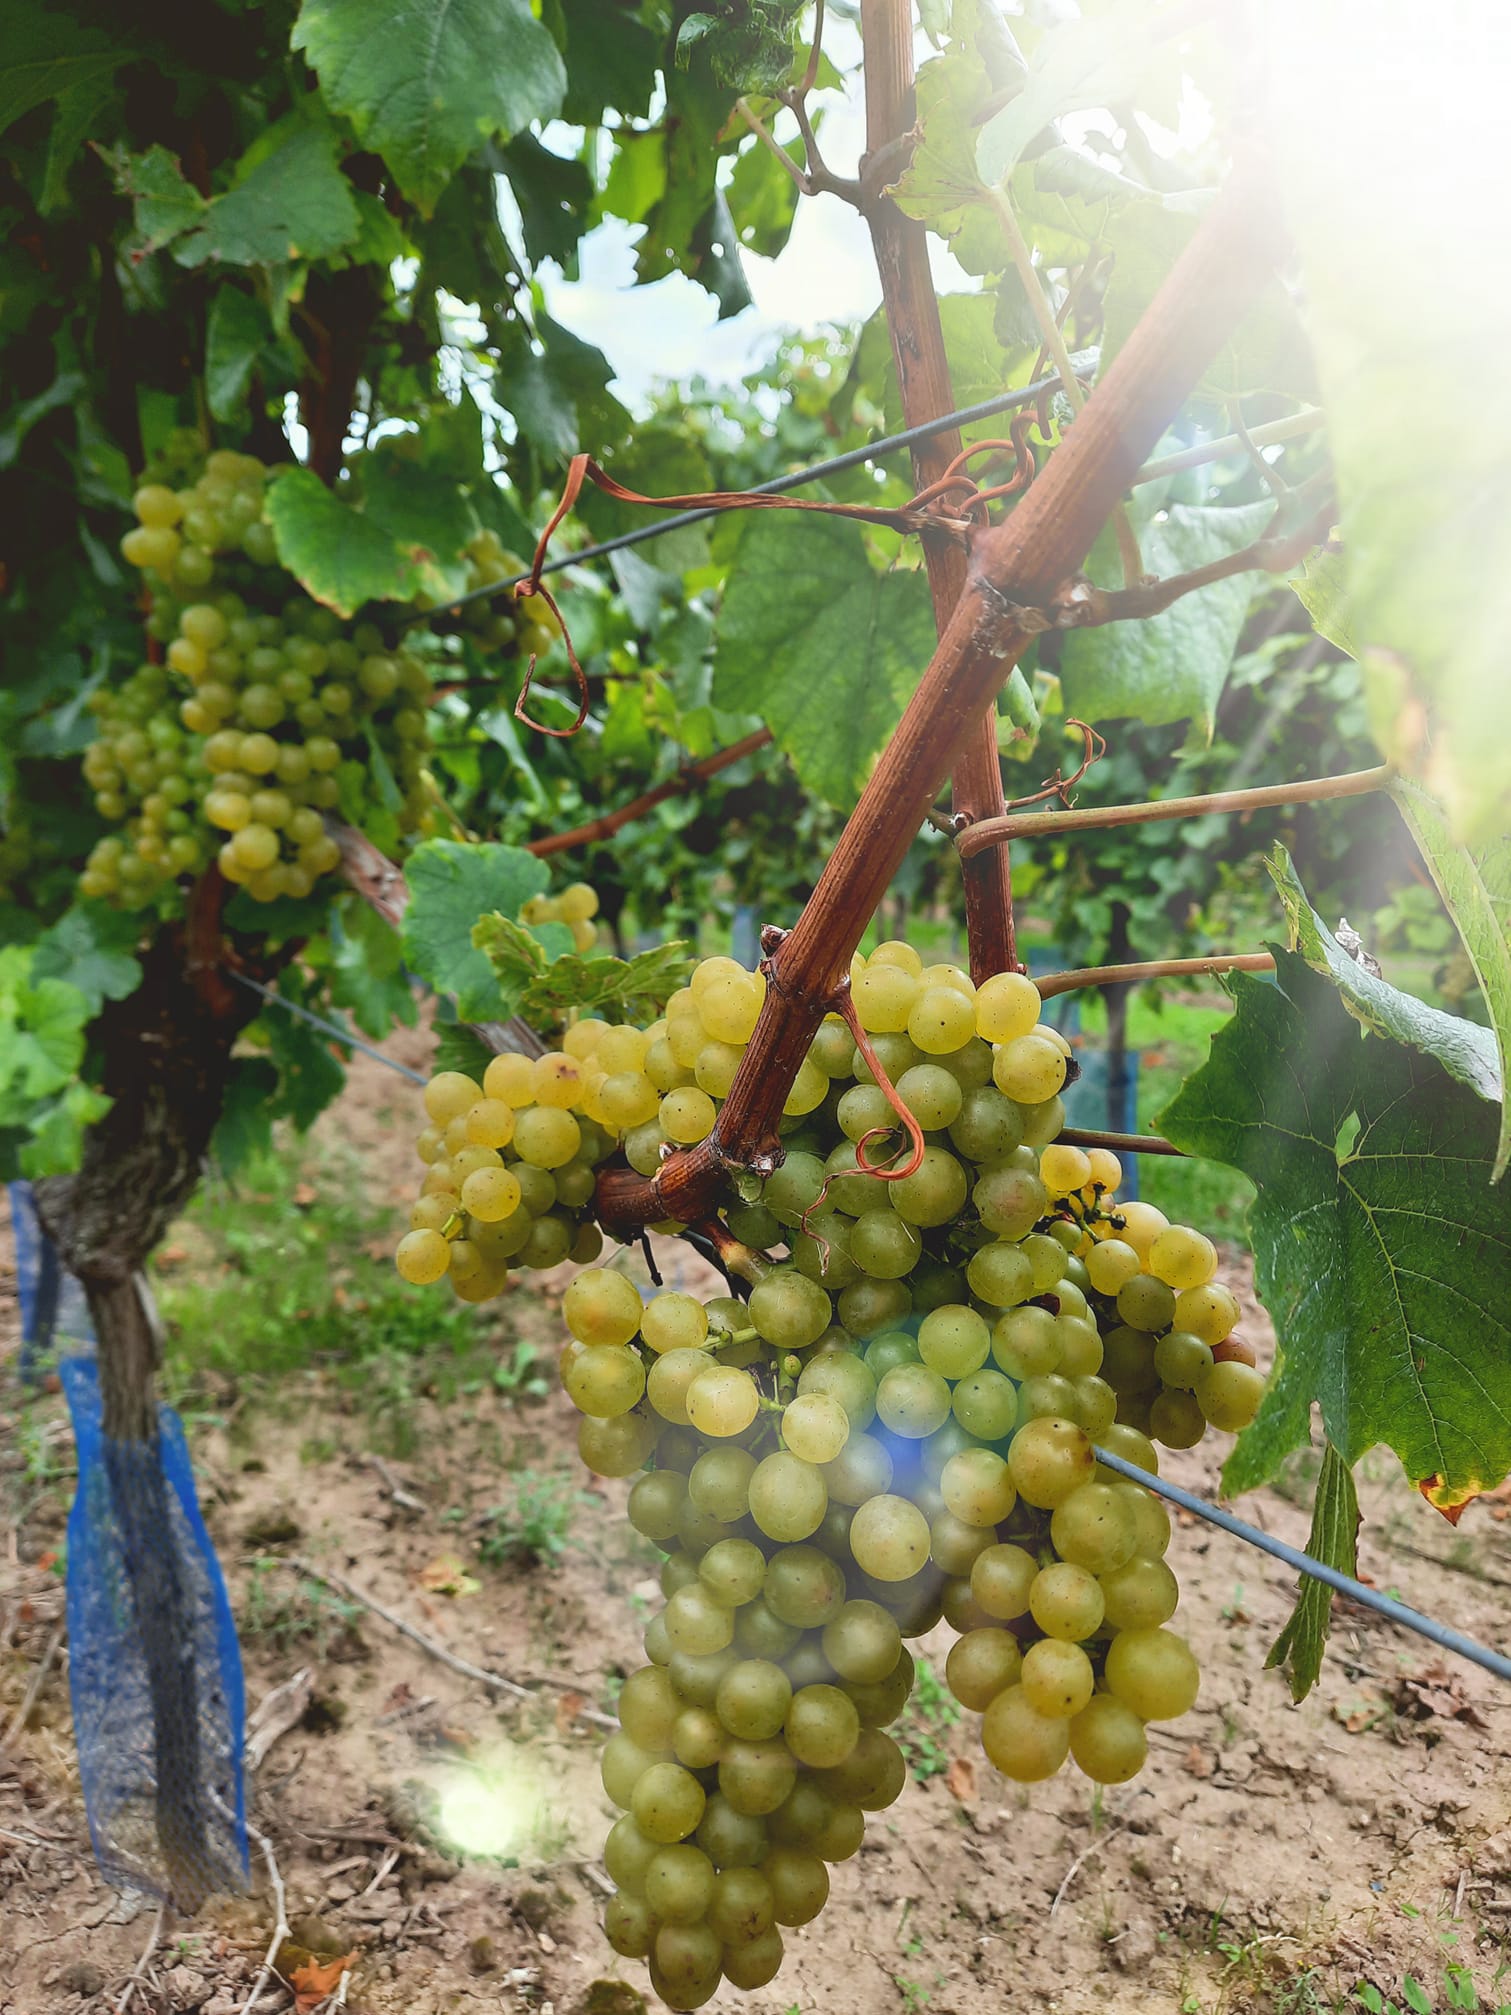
xmin=5 ymin=1180 xmax=248 ymax=1905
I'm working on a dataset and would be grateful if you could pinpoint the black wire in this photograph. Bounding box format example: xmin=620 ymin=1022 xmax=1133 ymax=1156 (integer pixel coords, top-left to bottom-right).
xmin=226 ymin=969 xmax=428 ymax=1085
xmin=408 ymin=371 xmax=1068 ymax=627
xmin=1092 ymin=1445 xmax=1511 ymax=1687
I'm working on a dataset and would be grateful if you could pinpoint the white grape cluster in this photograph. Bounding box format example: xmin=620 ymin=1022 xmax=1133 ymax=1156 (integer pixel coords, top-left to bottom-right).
xmin=80 ymin=452 xmax=431 ymax=906
xmin=397 ymin=942 xmax=1265 ymax=2007
xmin=521 ymin=878 xmax=602 ymax=954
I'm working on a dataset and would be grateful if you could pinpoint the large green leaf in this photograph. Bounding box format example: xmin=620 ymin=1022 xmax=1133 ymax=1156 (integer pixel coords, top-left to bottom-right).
xmin=974 ymin=6 xmax=1176 ymax=186
xmin=0 ymin=13 xmax=126 ymax=138
xmin=205 ymin=285 xmax=273 ymax=422
xmin=1289 ymin=545 xmax=1356 ymax=661
xmin=30 ymin=903 xmax=141 ymax=1017
xmin=1265 ymin=1444 xmax=1359 ymax=1703
xmin=1268 ymin=847 xmax=1501 ymax=1111
xmin=1389 ymin=779 xmax=1511 ymax=1181
xmin=327 ymin=899 xmax=418 ymax=1041
xmin=889 ymin=53 xmax=1006 ymax=275
xmin=266 ymin=459 xmax=472 ymax=615
xmin=401 ymin=841 xmax=550 ymax=1022
xmin=1158 ymin=951 xmax=1511 ymax=1512
xmin=1059 ymin=499 xmax=1274 ymax=732
xmin=112 ymin=121 xmax=361 ymax=270
xmin=712 ymin=514 xmax=939 ymax=806
xmin=292 ymin=0 xmax=565 ymax=215
xmin=0 ymin=945 xmax=107 ymax=1181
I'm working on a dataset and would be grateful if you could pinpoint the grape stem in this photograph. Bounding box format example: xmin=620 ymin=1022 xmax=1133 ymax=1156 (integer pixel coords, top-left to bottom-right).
xmin=956 ymin=766 xmax=1393 ymax=859
xmin=595 ymin=165 xmax=1283 ymax=1236
xmin=1036 ymin=953 xmax=1276 ymax=999
xmin=857 ymin=0 xmax=1017 ymax=982
xmin=1056 ymin=1127 xmax=1185 ymax=1158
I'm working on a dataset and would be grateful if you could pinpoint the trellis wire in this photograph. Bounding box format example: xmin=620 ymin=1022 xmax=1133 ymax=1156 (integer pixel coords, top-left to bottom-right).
xmin=229 ymin=975 xmax=1511 ymax=1690
xmin=410 ymin=371 xmax=1067 ymax=625
xmin=1092 ymin=1444 xmax=1511 ymax=1685
xmin=225 ymin=969 xmax=427 ymax=1084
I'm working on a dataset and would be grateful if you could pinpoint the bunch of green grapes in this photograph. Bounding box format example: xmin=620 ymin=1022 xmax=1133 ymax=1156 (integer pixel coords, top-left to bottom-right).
xmin=522 ymin=878 xmax=602 ymax=952
xmin=396 ymin=940 xmax=1265 ymax=2005
xmin=80 ymin=450 xmax=433 ymax=906
xmin=392 ymin=1045 xmax=623 ymax=1300
xmin=441 ymin=528 xmax=561 ymax=660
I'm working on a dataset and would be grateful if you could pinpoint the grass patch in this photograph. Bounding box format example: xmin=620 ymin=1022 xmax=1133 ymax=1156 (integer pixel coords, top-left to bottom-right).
xmin=153 ymin=1132 xmax=548 ymax=1442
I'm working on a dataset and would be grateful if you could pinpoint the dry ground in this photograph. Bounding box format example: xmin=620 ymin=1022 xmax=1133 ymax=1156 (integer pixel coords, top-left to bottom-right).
xmin=2 ymin=1038 xmax=1509 ymax=2015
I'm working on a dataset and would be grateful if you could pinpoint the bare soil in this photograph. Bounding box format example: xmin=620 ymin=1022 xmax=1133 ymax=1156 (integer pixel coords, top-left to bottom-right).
xmin=3 ymin=1041 xmax=1510 ymax=2015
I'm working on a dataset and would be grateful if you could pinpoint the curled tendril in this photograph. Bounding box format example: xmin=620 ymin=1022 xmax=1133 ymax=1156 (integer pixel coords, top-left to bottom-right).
xmin=1002 ymin=718 xmax=1106 ymax=814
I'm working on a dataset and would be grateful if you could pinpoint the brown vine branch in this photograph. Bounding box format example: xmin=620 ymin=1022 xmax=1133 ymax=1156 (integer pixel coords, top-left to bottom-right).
xmin=595 ymin=164 xmax=1284 ymax=1235
xmin=526 ymin=730 xmax=773 ymax=859
xmin=956 ymin=764 xmax=1391 ymax=859
xmin=859 ymin=0 xmax=1017 ymax=983
xmin=1045 ymin=501 xmax=1332 ymax=631
xmin=1035 ymin=953 xmax=1276 ymax=1000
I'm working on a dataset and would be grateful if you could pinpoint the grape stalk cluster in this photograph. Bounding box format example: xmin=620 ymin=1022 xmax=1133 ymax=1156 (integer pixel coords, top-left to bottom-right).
xmin=80 ymin=449 xmax=432 ymax=907
xmin=394 ymin=942 xmax=1263 ymax=2006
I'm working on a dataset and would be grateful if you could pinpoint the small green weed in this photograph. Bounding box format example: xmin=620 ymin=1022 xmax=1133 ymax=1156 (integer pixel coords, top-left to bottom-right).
xmin=477 ymin=1469 xmax=591 ymax=1569
xmin=1356 ymin=1970 xmax=1508 ymax=2015
xmin=894 ymin=1656 xmax=961 ymax=1783
xmin=241 ymin=1557 xmax=363 ymax=1655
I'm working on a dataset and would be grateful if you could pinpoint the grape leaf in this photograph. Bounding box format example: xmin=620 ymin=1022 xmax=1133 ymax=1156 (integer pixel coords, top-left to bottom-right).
xmin=430 ymin=1019 xmax=496 ymax=1083
xmin=474 ymin=915 xmax=692 ymax=1027
xmin=205 ymin=285 xmax=272 ymax=422
xmin=0 ymin=13 xmax=126 ymax=139
xmin=889 ymin=54 xmax=1006 ymax=275
xmin=30 ymin=904 xmax=141 ymax=1016
xmin=712 ymin=514 xmax=938 ymax=806
xmin=111 ymin=121 xmax=361 ymax=269
xmin=328 ymin=899 xmax=417 ymax=1041
xmin=266 ymin=465 xmax=469 ymax=616
xmin=292 ymin=0 xmax=565 ymax=215
xmin=1290 ymin=544 xmax=1357 ymax=660
xmin=1059 ymin=499 xmax=1274 ymax=733
xmin=1268 ymin=846 xmax=1502 ymax=1111
xmin=0 ymin=947 xmax=107 ymax=1181
xmin=1157 ymin=950 xmax=1511 ymax=1512
xmin=1265 ymin=1444 xmax=1359 ymax=1703
xmin=401 ymin=842 xmax=550 ymax=1022
xmin=974 ymin=6 xmax=1174 ymax=186
xmin=210 ymin=1058 xmax=278 ymax=1176
xmin=1388 ymin=779 xmax=1511 ymax=1181
xmin=258 ymin=977 xmax=347 ymax=1132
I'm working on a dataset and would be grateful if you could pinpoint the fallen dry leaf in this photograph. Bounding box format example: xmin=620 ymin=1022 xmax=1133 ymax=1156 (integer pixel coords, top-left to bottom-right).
xmin=555 ymin=1690 xmax=586 ymax=1735
xmin=1184 ymin=1744 xmax=1214 ymax=1778
xmin=289 ymin=1949 xmax=356 ymax=2012
xmin=157 ymin=1243 xmax=189 ymax=1268
xmin=418 ymin=1553 xmax=479 ymax=1598
xmin=946 ymin=1756 xmax=977 ymax=1801
xmin=1392 ymin=1664 xmax=1488 ymax=1729
xmin=292 ymin=1182 xmax=318 ymax=1207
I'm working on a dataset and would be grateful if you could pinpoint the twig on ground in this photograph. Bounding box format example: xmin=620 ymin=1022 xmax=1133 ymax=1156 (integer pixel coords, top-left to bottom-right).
xmin=367 ymin=1455 xmax=426 ymax=1514
xmin=1 ymin=1623 xmax=64 ymax=1750
xmin=112 ymin=1898 xmax=169 ymax=2014
xmin=1050 ymin=1824 xmax=1127 ymax=1918
xmin=577 ymin=1860 xmax=616 ymax=1898
xmin=246 ymin=1667 xmax=315 ymax=1772
xmin=237 ymin=1821 xmax=290 ymax=2015
xmin=359 ymin=1844 xmax=401 ymax=1897
xmin=283 ymin=1558 xmax=618 ymax=1731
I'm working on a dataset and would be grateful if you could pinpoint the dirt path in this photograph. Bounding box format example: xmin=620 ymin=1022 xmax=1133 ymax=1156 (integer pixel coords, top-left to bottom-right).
xmin=3 ymin=1055 xmax=1509 ymax=2015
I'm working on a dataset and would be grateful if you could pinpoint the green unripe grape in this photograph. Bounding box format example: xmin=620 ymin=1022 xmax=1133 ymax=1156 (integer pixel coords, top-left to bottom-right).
xmin=687 ymin=1445 xmax=757 ymax=1521
xmin=749 ymin=1452 xmax=827 ymax=1542
xmin=628 ymin=1472 xmax=687 ymax=1546
xmin=821 ymin=1429 xmax=893 ymax=1507
xmin=686 ymin=1363 xmax=760 ymax=1438
xmin=1194 ymin=1358 xmax=1265 ymax=1430
xmin=1020 ymin=1637 xmax=1095 ymax=1719
xmin=846 ymin=1207 xmax=922 ymax=1280
xmin=951 ymin=1367 xmax=1018 ymax=1441
xmin=695 ymin=1794 xmax=770 ymax=1870
xmin=1116 ymin=1272 xmax=1178 ymax=1333
xmin=707 ymin=1864 xmax=777 ymax=1949
xmin=949 ymin=1085 xmax=1025 ymax=1162
xmin=698 ymin=1537 xmax=767 ymax=1608
xmin=973 ymin=1164 xmax=1048 ymax=1240
xmin=945 ymin=1627 xmax=1023 ymax=1711
xmin=1150 ymin=1388 xmax=1206 ymax=1448
xmin=917 ymin=1303 xmax=991 ymax=1378
xmin=847 ymin=1494 xmax=931 ymax=1581
xmin=981 ymin=1684 xmax=1071 ymax=1781
xmin=875 ymin=1363 xmax=952 ymax=1439
xmin=863 ymin=1330 xmax=920 ymax=1379
xmin=719 ymin=1739 xmax=797 ymax=1817
xmin=715 ymin=1660 xmax=793 ymax=1742
xmin=797 ymin=1350 xmax=877 ymax=1431
xmin=890 ymin=1146 xmax=968 ymax=1227
xmin=1069 ymin=1694 xmax=1148 ymax=1784
xmin=1050 ymin=1482 xmax=1139 ymax=1574
xmin=513 ymin=1105 xmax=581 ymax=1168
xmin=966 ymin=1240 xmax=1035 ymax=1308
xmin=1104 ymin=1626 xmax=1200 ymax=1721
xmin=970 ymin=1542 xmax=1037 ymax=1621
xmin=1028 ymin=1560 xmax=1105 ymax=1641
xmin=821 ymin=1599 xmax=901 ymax=1685
xmin=1099 ymin=1554 xmax=1180 ymax=1631
xmin=563 ymin=1343 xmax=645 ymax=1419
xmin=782 ymin=1392 xmax=850 ymax=1464
xmin=749 ymin=1270 xmax=832 ymax=1349
xmin=940 ymin=1447 xmax=1016 ymax=1527
xmin=992 ymin=1305 xmax=1063 ymax=1379
xmin=785 ymin=1684 xmax=859 ymax=1769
